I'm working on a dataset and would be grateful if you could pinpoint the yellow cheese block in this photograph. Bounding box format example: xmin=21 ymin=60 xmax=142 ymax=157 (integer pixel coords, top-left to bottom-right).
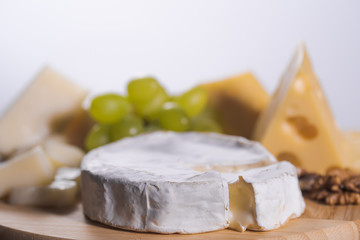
xmin=253 ymin=45 xmax=353 ymax=174
xmin=201 ymin=73 xmax=270 ymax=138
xmin=0 ymin=67 xmax=88 ymax=158
xmin=0 ymin=146 xmax=55 ymax=198
xmin=42 ymin=135 xmax=85 ymax=168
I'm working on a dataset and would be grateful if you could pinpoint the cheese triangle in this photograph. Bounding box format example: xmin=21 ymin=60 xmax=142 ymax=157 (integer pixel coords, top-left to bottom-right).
xmin=253 ymin=45 xmax=353 ymax=174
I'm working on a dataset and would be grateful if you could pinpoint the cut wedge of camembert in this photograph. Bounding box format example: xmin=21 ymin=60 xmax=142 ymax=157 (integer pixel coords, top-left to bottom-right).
xmin=81 ymin=132 xmax=304 ymax=234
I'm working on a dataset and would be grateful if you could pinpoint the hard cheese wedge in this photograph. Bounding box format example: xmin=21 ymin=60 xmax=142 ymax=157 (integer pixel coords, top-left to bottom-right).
xmin=253 ymin=45 xmax=353 ymax=173
xmin=0 ymin=146 xmax=55 ymax=198
xmin=201 ymin=73 xmax=269 ymax=138
xmin=0 ymin=67 xmax=88 ymax=157
xmin=43 ymin=135 xmax=85 ymax=168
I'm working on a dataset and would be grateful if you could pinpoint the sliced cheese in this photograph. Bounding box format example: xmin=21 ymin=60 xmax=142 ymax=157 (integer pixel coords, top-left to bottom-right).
xmin=0 ymin=67 xmax=88 ymax=157
xmin=8 ymin=167 xmax=80 ymax=208
xmin=253 ymin=45 xmax=353 ymax=174
xmin=201 ymin=73 xmax=269 ymax=138
xmin=43 ymin=135 xmax=85 ymax=168
xmin=81 ymin=131 xmax=304 ymax=234
xmin=8 ymin=180 xmax=77 ymax=208
xmin=0 ymin=146 xmax=55 ymax=198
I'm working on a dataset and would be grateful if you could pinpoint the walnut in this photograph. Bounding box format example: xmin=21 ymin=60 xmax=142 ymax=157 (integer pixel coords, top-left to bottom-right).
xmin=298 ymin=167 xmax=360 ymax=205
xmin=343 ymin=176 xmax=360 ymax=192
xmin=326 ymin=167 xmax=354 ymax=181
xmin=325 ymin=193 xmax=339 ymax=205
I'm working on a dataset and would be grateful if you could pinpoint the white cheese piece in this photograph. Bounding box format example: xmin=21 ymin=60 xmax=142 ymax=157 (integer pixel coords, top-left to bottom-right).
xmin=55 ymin=167 xmax=81 ymax=185
xmin=8 ymin=179 xmax=77 ymax=208
xmin=228 ymin=161 xmax=305 ymax=231
xmin=81 ymin=131 xmax=283 ymax=234
xmin=0 ymin=146 xmax=55 ymax=198
xmin=43 ymin=135 xmax=85 ymax=168
xmin=0 ymin=67 xmax=88 ymax=157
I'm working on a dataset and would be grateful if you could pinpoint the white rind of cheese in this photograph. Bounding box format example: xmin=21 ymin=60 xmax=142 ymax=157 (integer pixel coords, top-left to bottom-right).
xmin=229 ymin=161 xmax=305 ymax=231
xmin=0 ymin=67 xmax=88 ymax=157
xmin=0 ymin=146 xmax=55 ymax=198
xmin=81 ymin=131 xmax=279 ymax=234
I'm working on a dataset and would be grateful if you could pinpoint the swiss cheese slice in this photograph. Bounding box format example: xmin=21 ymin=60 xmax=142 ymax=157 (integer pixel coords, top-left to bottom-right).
xmin=201 ymin=73 xmax=270 ymax=138
xmin=0 ymin=67 xmax=88 ymax=157
xmin=253 ymin=45 xmax=353 ymax=173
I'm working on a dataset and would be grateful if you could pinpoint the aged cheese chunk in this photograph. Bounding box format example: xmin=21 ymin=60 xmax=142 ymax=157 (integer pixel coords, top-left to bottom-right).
xmin=43 ymin=135 xmax=85 ymax=168
xmin=253 ymin=45 xmax=353 ymax=174
xmin=201 ymin=73 xmax=270 ymax=138
xmin=228 ymin=161 xmax=305 ymax=231
xmin=8 ymin=180 xmax=77 ymax=208
xmin=81 ymin=132 xmax=304 ymax=234
xmin=8 ymin=167 xmax=80 ymax=208
xmin=0 ymin=67 xmax=88 ymax=157
xmin=0 ymin=146 xmax=55 ymax=198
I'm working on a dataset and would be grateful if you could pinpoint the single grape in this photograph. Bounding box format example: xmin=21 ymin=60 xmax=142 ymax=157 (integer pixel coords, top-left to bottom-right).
xmin=127 ymin=77 xmax=169 ymax=119
xmin=158 ymin=102 xmax=190 ymax=132
xmin=110 ymin=115 xmax=144 ymax=141
xmin=177 ymin=87 xmax=208 ymax=117
xmin=135 ymin=88 xmax=168 ymax=120
xmin=89 ymin=94 xmax=131 ymax=124
xmin=191 ymin=117 xmax=222 ymax=133
xmin=85 ymin=124 xmax=111 ymax=151
xmin=127 ymin=76 xmax=161 ymax=103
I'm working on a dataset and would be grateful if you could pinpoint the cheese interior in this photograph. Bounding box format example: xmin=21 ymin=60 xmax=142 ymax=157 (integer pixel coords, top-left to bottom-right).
xmin=228 ymin=179 xmax=255 ymax=231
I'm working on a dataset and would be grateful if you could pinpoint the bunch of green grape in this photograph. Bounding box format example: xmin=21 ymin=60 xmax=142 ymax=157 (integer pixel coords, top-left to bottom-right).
xmin=85 ymin=76 xmax=222 ymax=151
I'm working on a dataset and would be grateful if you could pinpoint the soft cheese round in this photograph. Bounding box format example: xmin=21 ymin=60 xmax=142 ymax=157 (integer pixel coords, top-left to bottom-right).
xmin=81 ymin=131 xmax=276 ymax=234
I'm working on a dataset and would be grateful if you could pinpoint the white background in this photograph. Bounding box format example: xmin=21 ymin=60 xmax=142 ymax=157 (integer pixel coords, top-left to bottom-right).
xmin=0 ymin=0 xmax=359 ymax=129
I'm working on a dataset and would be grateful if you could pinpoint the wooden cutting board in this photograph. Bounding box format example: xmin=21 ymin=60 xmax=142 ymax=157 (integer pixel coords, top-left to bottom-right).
xmin=0 ymin=199 xmax=359 ymax=240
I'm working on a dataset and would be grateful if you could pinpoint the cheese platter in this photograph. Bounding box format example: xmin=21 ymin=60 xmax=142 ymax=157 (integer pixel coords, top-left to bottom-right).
xmin=1 ymin=44 xmax=360 ymax=240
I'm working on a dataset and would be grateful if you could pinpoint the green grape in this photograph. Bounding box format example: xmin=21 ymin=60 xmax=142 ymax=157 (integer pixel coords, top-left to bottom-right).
xmin=127 ymin=76 xmax=169 ymax=119
xmin=110 ymin=115 xmax=144 ymax=141
xmin=135 ymin=88 xmax=168 ymax=120
xmin=89 ymin=94 xmax=131 ymax=124
xmin=158 ymin=102 xmax=190 ymax=132
xmin=177 ymin=87 xmax=208 ymax=117
xmin=127 ymin=77 xmax=161 ymax=102
xmin=191 ymin=117 xmax=222 ymax=133
xmin=85 ymin=124 xmax=111 ymax=151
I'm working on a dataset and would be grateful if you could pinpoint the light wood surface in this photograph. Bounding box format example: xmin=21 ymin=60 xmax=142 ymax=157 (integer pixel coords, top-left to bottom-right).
xmin=0 ymin=199 xmax=359 ymax=240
